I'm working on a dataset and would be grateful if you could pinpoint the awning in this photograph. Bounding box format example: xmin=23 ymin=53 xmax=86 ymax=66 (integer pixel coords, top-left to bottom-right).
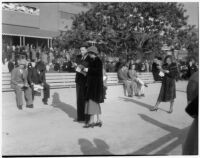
xmin=2 ymin=24 xmax=59 ymax=39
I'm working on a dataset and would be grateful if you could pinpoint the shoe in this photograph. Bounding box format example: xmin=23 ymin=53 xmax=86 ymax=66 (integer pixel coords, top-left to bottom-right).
xmin=141 ymin=94 xmax=145 ymax=97
xmin=43 ymin=102 xmax=48 ymax=105
xmin=26 ymin=104 xmax=33 ymax=108
xmin=42 ymin=99 xmax=48 ymax=105
xmin=17 ymin=105 xmax=23 ymax=110
xmin=83 ymin=123 xmax=95 ymax=128
xmin=95 ymin=121 xmax=103 ymax=127
xmin=168 ymin=109 xmax=173 ymax=113
xmin=150 ymin=107 xmax=158 ymax=111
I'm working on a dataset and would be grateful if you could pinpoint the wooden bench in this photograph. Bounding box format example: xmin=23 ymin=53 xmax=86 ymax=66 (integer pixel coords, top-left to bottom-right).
xmin=2 ymin=72 xmax=154 ymax=92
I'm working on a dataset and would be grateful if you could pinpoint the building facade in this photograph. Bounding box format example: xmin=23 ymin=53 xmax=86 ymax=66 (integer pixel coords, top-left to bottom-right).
xmin=2 ymin=3 xmax=90 ymax=48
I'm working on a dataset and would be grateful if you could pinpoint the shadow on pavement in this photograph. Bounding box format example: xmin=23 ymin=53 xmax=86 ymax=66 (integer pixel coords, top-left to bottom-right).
xmin=127 ymin=114 xmax=189 ymax=155
xmin=119 ymin=97 xmax=154 ymax=110
xmin=78 ymin=138 xmax=113 ymax=155
xmin=78 ymin=114 xmax=189 ymax=156
xmin=51 ymin=92 xmax=77 ymax=119
xmin=119 ymin=97 xmax=170 ymax=112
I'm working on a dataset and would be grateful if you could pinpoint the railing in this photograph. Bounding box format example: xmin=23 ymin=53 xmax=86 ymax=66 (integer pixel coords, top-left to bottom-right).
xmin=2 ymin=72 xmax=154 ymax=92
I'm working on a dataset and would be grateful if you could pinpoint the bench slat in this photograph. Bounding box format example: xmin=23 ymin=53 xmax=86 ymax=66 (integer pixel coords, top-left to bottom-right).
xmin=2 ymin=72 xmax=154 ymax=92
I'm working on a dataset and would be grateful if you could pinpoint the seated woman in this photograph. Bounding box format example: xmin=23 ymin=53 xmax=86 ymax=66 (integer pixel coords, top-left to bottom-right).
xmin=128 ymin=64 xmax=148 ymax=97
xmin=128 ymin=64 xmax=138 ymax=97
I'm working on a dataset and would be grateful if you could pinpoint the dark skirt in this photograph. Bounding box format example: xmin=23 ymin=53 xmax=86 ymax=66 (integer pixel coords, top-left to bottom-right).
xmin=85 ymin=99 xmax=101 ymax=115
xmin=157 ymin=77 xmax=176 ymax=102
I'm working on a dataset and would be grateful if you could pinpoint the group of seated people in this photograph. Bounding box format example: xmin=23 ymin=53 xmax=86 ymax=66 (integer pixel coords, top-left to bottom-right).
xmin=10 ymin=58 xmax=50 ymax=110
xmin=117 ymin=63 xmax=148 ymax=97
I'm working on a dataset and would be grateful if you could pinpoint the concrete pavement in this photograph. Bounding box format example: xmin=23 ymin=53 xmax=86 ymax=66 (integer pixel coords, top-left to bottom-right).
xmin=2 ymin=81 xmax=193 ymax=156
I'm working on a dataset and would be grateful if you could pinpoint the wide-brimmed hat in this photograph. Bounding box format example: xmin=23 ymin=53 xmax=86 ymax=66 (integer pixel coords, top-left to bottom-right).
xmin=87 ymin=46 xmax=99 ymax=55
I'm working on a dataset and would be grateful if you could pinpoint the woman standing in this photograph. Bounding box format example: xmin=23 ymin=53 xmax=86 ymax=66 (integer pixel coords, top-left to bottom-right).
xmin=150 ymin=55 xmax=178 ymax=113
xmin=84 ymin=46 xmax=104 ymax=128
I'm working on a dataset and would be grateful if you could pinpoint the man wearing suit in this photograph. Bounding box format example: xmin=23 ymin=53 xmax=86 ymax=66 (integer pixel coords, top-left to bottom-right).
xmin=117 ymin=64 xmax=131 ymax=97
xmin=11 ymin=59 xmax=33 ymax=110
xmin=28 ymin=60 xmax=50 ymax=105
xmin=75 ymin=44 xmax=90 ymax=122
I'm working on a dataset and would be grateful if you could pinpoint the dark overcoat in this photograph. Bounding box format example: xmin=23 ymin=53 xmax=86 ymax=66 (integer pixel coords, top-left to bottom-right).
xmin=75 ymin=54 xmax=90 ymax=84
xmin=86 ymin=57 xmax=104 ymax=103
xmin=75 ymin=54 xmax=91 ymax=121
xmin=157 ymin=62 xmax=178 ymax=102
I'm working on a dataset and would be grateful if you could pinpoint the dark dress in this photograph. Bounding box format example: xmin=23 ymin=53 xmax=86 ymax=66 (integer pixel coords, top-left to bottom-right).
xmin=85 ymin=57 xmax=104 ymax=115
xmin=157 ymin=63 xmax=178 ymax=102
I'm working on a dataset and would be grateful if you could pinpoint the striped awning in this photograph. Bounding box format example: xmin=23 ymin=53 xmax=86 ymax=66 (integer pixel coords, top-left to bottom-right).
xmin=2 ymin=24 xmax=59 ymax=39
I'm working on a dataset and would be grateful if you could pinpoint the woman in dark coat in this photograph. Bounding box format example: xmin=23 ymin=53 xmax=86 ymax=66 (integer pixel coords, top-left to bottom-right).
xmin=150 ymin=55 xmax=178 ymax=113
xmin=84 ymin=46 xmax=104 ymax=128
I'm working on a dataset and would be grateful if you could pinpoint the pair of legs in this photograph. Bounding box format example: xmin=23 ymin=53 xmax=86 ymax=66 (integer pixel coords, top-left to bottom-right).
xmin=136 ymin=78 xmax=146 ymax=96
xmin=151 ymin=100 xmax=174 ymax=113
xmin=84 ymin=100 xmax=102 ymax=128
xmin=42 ymin=83 xmax=50 ymax=104
xmin=122 ymin=80 xmax=132 ymax=97
xmin=13 ymin=85 xmax=33 ymax=110
xmin=76 ymin=83 xmax=87 ymax=122
xmin=88 ymin=114 xmax=102 ymax=124
xmin=31 ymin=83 xmax=50 ymax=104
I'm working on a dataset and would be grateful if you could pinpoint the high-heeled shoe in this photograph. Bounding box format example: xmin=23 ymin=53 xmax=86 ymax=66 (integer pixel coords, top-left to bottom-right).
xmin=83 ymin=123 xmax=95 ymax=128
xmin=95 ymin=121 xmax=103 ymax=127
xmin=150 ymin=107 xmax=158 ymax=111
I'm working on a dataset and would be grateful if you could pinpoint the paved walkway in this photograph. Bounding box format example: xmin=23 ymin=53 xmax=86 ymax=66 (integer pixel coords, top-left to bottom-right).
xmin=2 ymin=81 xmax=192 ymax=156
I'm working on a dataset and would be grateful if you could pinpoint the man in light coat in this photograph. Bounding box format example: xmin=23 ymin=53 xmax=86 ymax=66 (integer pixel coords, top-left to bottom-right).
xmin=11 ymin=59 xmax=33 ymax=110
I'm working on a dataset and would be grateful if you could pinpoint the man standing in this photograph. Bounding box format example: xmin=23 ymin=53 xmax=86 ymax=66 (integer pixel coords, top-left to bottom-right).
xmin=11 ymin=59 xmax=33 ymax=110
xmin=75 ymin=44 xmax=90 ymax=122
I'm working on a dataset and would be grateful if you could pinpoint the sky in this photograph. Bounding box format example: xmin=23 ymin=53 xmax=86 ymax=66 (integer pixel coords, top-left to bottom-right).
xmin=183 ymin=2 xmax=199 ymax=27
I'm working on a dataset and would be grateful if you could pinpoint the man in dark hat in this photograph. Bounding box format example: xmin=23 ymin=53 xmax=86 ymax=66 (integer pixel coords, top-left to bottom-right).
xmin=11 ymin=59 xmax=33 ymax=110
xmin=75 ymin=43 xmax=91 ymax=122
xmin=28 ymin=59 xmax=50 ymax=105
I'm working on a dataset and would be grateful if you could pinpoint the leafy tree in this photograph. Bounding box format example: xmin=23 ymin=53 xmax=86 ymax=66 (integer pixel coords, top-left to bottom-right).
xmin=55 ymin=2 xmax=193 ymax=60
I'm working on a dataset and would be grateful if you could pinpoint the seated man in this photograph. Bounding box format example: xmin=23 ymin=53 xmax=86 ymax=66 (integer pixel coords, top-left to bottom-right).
xmin=117 ymin=64 xmax=131 ymax=96
xmin=11 ymin=59 xmax=33 ymax=110
xmin=28 ymin=60 xmax=50 ymax=105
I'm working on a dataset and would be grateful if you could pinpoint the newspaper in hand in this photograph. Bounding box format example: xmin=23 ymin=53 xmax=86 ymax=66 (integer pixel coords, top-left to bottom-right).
xmin=76 ymin=66 xmax=82 ymax=72
xmin=34 ymin=84 xmax=43 ymax=92
xmin=159 ymin=71 xmax=165 ymax=77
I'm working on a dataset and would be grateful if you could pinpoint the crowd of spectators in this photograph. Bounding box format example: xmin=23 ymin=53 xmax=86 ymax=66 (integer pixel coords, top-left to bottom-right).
xmin=2 ymin=43 xmax=198 ymax=81
xmin=2 ymin=44 xmax=78 ymax=73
